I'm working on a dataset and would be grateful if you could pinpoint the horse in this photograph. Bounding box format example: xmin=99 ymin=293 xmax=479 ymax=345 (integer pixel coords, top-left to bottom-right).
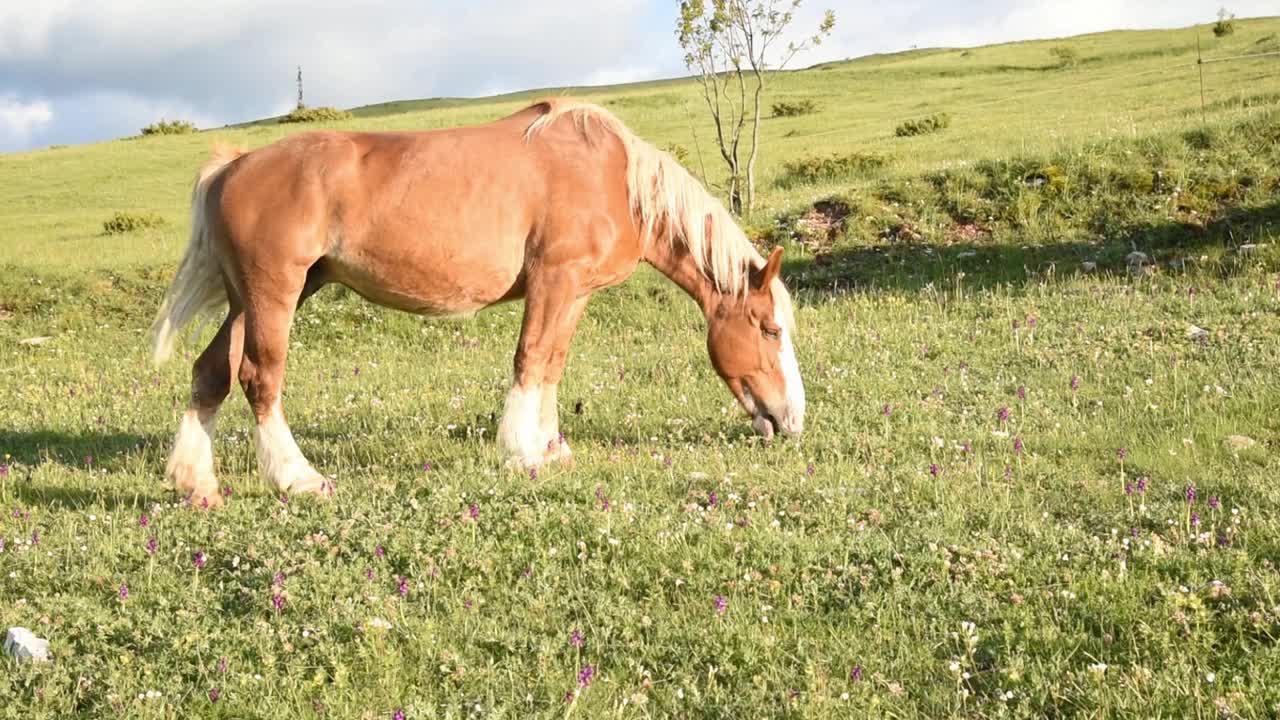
xmin=150 ymin=98 xmax=806 ymax=507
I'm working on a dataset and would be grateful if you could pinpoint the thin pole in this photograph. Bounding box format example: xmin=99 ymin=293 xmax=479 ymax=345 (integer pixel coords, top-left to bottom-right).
xmin=1196 ymin=33 xmax=1207 ymax=127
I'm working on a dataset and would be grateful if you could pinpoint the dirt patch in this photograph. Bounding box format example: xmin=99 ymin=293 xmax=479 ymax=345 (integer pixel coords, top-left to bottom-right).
xmin=794 ymin=200 xmax=851 ymax=250
xmin=947 ymin=223 xmax=990 ymax=243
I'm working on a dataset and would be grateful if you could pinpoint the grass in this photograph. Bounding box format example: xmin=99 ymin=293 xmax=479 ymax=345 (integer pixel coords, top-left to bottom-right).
xmin=2 ymin=15 xmax=1280 ymax=719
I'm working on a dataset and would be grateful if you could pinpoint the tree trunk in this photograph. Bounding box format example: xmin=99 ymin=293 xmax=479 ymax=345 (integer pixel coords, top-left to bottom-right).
xmin=745 ymin=71 xmax=764 ymax=214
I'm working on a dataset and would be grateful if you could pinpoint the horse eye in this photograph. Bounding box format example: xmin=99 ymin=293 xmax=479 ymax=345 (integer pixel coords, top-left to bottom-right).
xmin=762 ymin=326 xmax=781 ymax=340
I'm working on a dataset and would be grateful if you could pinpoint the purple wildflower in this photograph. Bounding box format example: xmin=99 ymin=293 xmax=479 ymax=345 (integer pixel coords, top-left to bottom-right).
xmin=192 ymin=550 xmax=206 ymax=569
xmin=375 ymin=545 xmax=385 ymax=559
xmin=469 ymin=503 xmax=480 ymax=520
xmin=530 ymin=467 xmax=538 ymax=481
xmin=272 ymin=593 xmax=284 ymax=611
xmin=1070 ymin=375 xmax=1081 ymax=393
xmin=961 ymin=441 xmax=972 ymax=454
xmin=1016 ymin=386 xmax=1027 ymax=401
xmin=595 ymin=486 xmax=611 ymax=511
xmin=0 ymin=464 xmax=8 ymax=477
xmin=882 ymin=404 xmax=892 ymax=418
xmin=577 ymin=665 xmax=595 ymax=688
xmin=1027 ymin=316 xmax=1038 ymax=328
xmin=850 ymin=665 xmax=864 ymax=682
xmin=570 ymin=629 xmax=584 ymax=648
xmin=806 ymin=463 xmax=815 ymax=477
xmin=208 ymin=687 xmax=220 ymax=703
xmin=1137 ymin=476 xmax=1148 ymax=493
xmin=707 ymin=491 xmax=718 ymax=508
xmin=1117 ymin=447 xmax=1128 ymax=462
xmin=84 ymin=455 xmax=92 ymax=468
xmin=997 ymin=406 xmax=1011 ymax=424
xmin=929 ymin=463 xmax=940 ymax=477
xmin=714 ymin=595 xmax=728 ymax=615
xmin=422 ymin=462 xmax=432 ymax=472
xmin=1186 ymin=484 xmax=1197 ymax=504
xmin=397 ymin=576 xmax=409 ymax=597
xmin=146 ymin=536 xmax=157 ymax=554
xmin=1125 ymin=483 xmax=1134 ymax=496
xmin=1191 ymin=512 xmax=1201 ymax=528
xmin=273 ymin=572 xmax=286 ymax=587
xmin=1209 ymin=495 xmax=1221 ymax=510
xmin=364 ymin=567 xmax=375 ymax=581
xmin=138 ymin=513 xmax=149 ymax=528
xmin=392 ymin=709 xmax=406 ymax=720
xmin=31 ymin=529 xmax=39 ymax=546
xmin=217 ymin=657 xmax=228 ymax=674
xmin=1013 ymin=437 xmax=1024 ymax=455
xmin=118 ymin=583 xmax=129 ymax=600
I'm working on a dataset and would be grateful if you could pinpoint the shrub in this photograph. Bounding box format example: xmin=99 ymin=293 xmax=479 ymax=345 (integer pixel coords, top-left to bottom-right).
xmin=279 ymin=106 xmax=353 ymax=124
xmin=895 ymin=113 xmax=952 ymax=138
xmin=1049 ymin=46 xmax=1080 ymax=67
xmin=140 ymin=119 xmax=197 ymax=136
xmin=662 ymin=143 xmax=691 ymax=165
xmin=103 ymin=211 xmax=166 ymax=235
xmin=776 ymin=152 xmax=889 ymax=187
xmin=1213 ymin=8 xmax=1235 ymax=37
xmin=771 ymin=99 xmax=819 ymax=117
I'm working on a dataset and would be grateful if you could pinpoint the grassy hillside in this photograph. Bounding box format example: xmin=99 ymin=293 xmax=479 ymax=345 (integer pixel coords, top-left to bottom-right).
xmin=2 ymin=17 xmax=1280 ymax=720
xmin=2 ymin=17 xmax=1278 ymax=270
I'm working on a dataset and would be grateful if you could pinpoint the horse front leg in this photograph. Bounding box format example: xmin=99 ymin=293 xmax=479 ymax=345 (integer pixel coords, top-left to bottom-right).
xmin=498 ymin=281 xmax=590 ymax=470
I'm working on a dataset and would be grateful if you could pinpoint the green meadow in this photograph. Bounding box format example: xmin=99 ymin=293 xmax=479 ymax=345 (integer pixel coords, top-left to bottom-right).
xmin=2 ymin=16 xmax=1280 ymax=719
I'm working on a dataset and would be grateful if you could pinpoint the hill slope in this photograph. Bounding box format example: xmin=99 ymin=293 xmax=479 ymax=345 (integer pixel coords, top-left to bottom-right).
xmin=1 ymin=17 xmax=1277 ymax=270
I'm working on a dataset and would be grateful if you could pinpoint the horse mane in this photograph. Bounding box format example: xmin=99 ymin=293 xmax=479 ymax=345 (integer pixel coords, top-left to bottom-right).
xmin=522 ymin=98 xmax=791 ymax=326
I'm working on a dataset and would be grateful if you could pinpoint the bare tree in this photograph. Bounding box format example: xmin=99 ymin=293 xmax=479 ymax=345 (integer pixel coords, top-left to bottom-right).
xmin=677 ymin=0 xmax=835 ymax=214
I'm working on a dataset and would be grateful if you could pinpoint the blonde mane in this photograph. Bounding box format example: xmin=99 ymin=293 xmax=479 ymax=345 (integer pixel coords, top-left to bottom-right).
xmin=522 ymin=98 xmax=793 ymax=329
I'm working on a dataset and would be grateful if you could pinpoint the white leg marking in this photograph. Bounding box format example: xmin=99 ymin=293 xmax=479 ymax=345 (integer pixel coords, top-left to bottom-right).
xmin=540 ymin=383 xmax=572 ymax=462
xmin=775 ymin=304 xmax=806 ymax=434
xmin=497 ymin=384 xmax=546 ymax=468
xmin=255 ymin=402 xmax=329 ymax=495
xmin=167 ymin=408 xmax=218 ymax=497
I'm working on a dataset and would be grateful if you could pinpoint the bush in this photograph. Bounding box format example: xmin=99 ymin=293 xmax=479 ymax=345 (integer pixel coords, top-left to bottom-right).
xmin=662 ymin=143 xmax=691 ymax=165
xmin=279 ymin=106 xmax=353 ymax=124
xmin=771 ymin=99 xmax=819 ymax=117
xmin=895 ymin=113 xmax=952 ymax=138
xmin=1049 ymin=46 xmax=1080 ymax=67
xmin=103 ymin=211 xmax=166 ymax=235
xmin=1213 ymin=8 xmax=1235 ymax=37
xmin=140 ymin=119 xmax=197 ymax=136
xmin=776 ymin=152 xmax=889 ymax=187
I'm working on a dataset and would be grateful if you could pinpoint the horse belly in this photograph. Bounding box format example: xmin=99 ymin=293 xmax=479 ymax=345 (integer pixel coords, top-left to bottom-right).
xmin=328 ymin=228 xmax=526 ymax=317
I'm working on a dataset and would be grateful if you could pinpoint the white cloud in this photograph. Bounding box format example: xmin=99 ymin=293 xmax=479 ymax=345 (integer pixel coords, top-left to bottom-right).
xmin=0 ymin=95 xmax=52 ymax=148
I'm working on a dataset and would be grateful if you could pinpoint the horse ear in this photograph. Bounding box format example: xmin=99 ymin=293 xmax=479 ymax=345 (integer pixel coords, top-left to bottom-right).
xmin=760 ymin=246 xmax=784 ymax=287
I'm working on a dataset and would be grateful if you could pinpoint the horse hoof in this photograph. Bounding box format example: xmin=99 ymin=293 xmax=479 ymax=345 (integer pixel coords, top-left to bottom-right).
xmin=286 ymin=470 xmax=336 ymax=499
xmin=186 ymin=490 xmax=225 ymax=510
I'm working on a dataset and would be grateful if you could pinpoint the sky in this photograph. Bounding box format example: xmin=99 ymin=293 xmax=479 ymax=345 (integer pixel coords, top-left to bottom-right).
xmin=1 ymin=1 xmax=1274 ymax=152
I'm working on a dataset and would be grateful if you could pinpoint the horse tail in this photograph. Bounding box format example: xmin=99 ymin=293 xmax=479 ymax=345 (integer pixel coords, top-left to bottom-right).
xmin=150 ymin=142 xmax=244 ymax=366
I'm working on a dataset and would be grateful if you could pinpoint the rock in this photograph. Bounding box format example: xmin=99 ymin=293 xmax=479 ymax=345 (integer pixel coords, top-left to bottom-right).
xmin=17 ymin=336 xmax=52 ymax=346
xmin=1186 ymin=325 xmax=1209 ymax=341
xmin=1236 ymin=243 xmax=1263 ymax=255
xmin=1081 ymin=261 xmax=1097 ymax=272
xmin=4 ymin=627 xmax=50 ymax=663
xmin=1224 ymin=435 xmax=1257 ymax=451
xmin=1125 ymin=251 xmax=1151 ymax=268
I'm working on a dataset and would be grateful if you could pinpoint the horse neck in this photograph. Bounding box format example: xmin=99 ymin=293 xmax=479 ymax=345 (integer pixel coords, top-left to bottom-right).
xmin=642 ymin=238 xmax=720 ymax=317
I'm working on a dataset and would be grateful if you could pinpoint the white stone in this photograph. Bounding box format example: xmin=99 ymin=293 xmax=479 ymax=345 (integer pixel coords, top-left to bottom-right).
xmin=4 ymin=627 xmax=49 ymax=663
xmin=1186 ymin=325 xmax=1209 ymax=341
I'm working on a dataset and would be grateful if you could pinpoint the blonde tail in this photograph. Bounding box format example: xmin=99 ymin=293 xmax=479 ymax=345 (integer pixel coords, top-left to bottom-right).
xmin=150 ymin=143 xmax=244 ymax=366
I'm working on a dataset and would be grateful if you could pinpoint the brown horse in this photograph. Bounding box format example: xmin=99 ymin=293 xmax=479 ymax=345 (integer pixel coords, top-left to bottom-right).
xmin=151 ymin=99 xmax=805 ymax=507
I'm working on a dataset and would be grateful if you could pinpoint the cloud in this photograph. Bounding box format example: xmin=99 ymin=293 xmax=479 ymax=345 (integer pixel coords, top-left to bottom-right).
xmin=0 ymin=95 xmax=52 ymax=150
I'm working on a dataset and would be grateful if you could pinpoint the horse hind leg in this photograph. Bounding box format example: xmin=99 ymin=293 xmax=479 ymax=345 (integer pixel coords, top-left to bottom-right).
xmin=238 ymin=273 xmax=332 ymax=498
xmin=166 ymin=307 xmax=244 ymax=508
